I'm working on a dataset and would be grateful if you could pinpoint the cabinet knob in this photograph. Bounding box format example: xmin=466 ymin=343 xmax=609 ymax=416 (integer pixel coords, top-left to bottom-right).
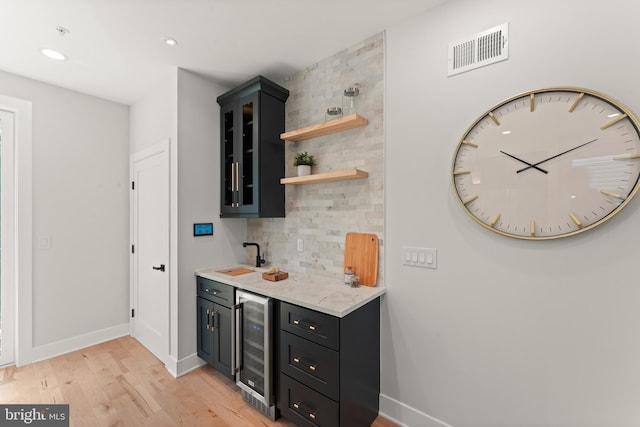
xmin=309 ymin=413 xmax=316 ymax=420
xmin=309 ymin=364 xmax=316 ymax=371
xmin=293 ymin=402 xmax=300 ymax=409
xmin=293 ymin=357 xmax=300 ymax=364
xmin=308 ymin=324 xmax=316 ymax=331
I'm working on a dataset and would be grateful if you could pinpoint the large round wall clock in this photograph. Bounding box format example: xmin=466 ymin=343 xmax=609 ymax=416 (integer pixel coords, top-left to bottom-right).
xmin=451 ymin=87 xmax=640 ymax=240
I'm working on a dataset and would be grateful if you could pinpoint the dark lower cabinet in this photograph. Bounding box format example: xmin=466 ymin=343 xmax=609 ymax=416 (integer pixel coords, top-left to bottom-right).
xmin=279 ymin=374 xmax=340 ymax=426
xmin=277 ymin=298 xmax=381 ymax=427
xmin=197 ymin=277 xmax=235 ymax=380
xmin=197 ymin=297 xmax=216 ymax=364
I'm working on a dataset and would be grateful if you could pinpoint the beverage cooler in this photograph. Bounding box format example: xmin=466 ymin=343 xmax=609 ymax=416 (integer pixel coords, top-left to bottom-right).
xmin=234 ymin=290 xmax=275 ymax=419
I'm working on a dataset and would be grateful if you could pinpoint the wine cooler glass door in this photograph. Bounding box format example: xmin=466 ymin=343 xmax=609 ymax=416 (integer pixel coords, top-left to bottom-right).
xmin=236 ymin=291 xmax=272 ymax=406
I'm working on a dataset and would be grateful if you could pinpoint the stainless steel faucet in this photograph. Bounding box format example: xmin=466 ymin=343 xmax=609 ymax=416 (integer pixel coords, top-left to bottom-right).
xmin=243 ymin=242 xmax=265 ymax=268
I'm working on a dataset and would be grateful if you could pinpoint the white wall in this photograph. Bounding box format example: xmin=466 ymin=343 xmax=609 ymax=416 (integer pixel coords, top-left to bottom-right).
xmin=130 ymin=68 xmax=246 ymax=373
xmin=0 ymin=69 xmax=129 ymax=362
xmin=176 ymin=69 xmax=246 ymax=364
xmin=129 ymin=69 xmax=177 ymax=155
xmin=384 ymin=1 xmax=640 ymax=426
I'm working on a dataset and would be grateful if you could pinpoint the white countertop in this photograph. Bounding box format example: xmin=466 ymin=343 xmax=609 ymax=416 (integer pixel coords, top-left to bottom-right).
xmin=195 ymin=264 xmax=385 ymax=318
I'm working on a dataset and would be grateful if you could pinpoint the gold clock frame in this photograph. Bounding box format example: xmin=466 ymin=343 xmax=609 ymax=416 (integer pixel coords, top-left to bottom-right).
xmin=451 ymin=86 xmax=640 ymax=240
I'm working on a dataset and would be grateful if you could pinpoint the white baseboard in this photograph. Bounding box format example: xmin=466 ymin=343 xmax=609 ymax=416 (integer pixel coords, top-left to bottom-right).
xmin=169 ymin=352 xmax=207 ymax=378
xmin=25 ymin=323 xmax=130 ymax=365
xmin=165 ymin=355 xmax=179 ymax=377
xmin=379 ymin=393 xmax=453 ymax=427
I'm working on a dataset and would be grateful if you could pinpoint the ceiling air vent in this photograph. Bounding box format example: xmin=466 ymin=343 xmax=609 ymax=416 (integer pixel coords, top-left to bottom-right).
xmin=448 ymin=23 xmax=509 ymax=77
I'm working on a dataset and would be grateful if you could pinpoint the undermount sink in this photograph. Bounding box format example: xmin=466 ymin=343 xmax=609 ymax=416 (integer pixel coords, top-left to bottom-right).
xmin=217 ymin=267 xmax=255 ymax=276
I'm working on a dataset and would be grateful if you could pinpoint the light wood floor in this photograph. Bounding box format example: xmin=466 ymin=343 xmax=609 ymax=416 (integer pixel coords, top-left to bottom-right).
xmin=0 ymin=336 xmax=398 ymax=427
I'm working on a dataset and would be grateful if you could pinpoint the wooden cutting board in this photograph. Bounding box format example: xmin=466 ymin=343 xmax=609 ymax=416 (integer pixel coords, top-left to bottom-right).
xmin=343 ymin=232 xmax=379 ymax=286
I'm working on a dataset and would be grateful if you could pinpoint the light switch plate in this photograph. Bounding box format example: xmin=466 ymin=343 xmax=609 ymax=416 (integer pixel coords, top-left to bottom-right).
xmin=403 ymin=246 xmax=437 ymax=269
xmin=38 ymin=235 xmax=52 ymax=250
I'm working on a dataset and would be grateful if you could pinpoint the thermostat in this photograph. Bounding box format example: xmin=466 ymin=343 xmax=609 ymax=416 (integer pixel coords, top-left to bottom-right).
xmin=193 ymin=223 xmax=213 ymax=236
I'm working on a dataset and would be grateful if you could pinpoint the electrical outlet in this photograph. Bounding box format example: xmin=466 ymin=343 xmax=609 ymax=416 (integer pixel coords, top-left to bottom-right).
xmin=403 ymin=246 xmax=437 ymax=269
xmin=297 ymin=238 xmax=304 ymax=252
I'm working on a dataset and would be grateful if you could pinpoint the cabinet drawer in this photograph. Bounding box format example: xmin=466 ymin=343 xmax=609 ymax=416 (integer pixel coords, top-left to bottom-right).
xmin=278 ymin=374 xmax=339 ymax=427
xmin=281 ymin=331 xmax=339 ymax=400
xmin=280 ymin=302 xmax=339 ymax=351
xmin=197 ymin=277 xmax=234 ymax=307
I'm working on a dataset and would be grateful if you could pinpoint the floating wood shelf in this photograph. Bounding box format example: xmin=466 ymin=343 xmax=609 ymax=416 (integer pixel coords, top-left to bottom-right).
xmin=280 ymin=168 xmax=368 ymax=185
xmin=280 ymin=114 xmax=368 ymax=142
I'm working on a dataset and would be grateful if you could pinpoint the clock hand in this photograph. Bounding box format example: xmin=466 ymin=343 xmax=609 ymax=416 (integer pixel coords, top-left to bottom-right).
xmin=516 ymin=138 xmax=599 ymax=173
xmin=499 ymin=150 xmax=548 ymax=174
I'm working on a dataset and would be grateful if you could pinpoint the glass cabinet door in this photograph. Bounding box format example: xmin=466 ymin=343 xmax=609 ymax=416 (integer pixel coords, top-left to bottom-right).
xmin=220 ymin=93 xmax=259 ymax=215
xmin=241 ymin=99 xmax=254 ymax=207
xmin=237 ymin=93 xmax=258 ymax=213
xmin=221 ymin=103 xmax=235 ymax=210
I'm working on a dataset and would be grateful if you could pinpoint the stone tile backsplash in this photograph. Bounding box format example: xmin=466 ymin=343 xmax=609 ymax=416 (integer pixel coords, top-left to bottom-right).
xmin=247 ymin=32 xmax=384 ymax=285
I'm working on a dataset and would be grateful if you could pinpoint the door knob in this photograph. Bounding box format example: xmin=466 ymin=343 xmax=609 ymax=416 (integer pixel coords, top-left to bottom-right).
xmin=152 ymin=264 xmax=166 ymax=272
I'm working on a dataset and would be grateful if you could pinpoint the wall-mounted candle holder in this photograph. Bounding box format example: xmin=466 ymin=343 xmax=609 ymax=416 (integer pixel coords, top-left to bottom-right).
xmin=342 ymin=86 xmax=360 ymax=115
xmin=325 ymin=106 xmax=343 ymax=121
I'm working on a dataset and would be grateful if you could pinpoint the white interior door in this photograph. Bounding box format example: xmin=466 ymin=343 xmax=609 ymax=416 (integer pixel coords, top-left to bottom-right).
xmin=131 ymin=140 xmax=169 ymax=364
xmin=0 ymin=110 xmax=15 ymax=366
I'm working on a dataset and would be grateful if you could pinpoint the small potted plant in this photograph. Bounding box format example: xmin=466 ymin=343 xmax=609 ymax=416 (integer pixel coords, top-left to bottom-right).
xmin=293 ymin=151 xmax=315 ymax=176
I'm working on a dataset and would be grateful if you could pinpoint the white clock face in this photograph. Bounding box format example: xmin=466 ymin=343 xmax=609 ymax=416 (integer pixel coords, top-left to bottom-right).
xmin=452 ymin=88 xmax=640 ymax=240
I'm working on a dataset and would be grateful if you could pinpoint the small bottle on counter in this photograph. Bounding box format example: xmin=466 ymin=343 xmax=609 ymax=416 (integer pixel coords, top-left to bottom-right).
xmin=344 ymin=266 xmax=354 ymax=285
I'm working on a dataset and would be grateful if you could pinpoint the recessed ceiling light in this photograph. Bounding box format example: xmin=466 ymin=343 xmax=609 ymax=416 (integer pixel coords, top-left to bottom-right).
xmin=56 ymin=26 xmax=71 ymax=37
xmin=41 ymin=48 xmax=67 ymax=61
xmin=164 ymin=37 xmax=177 ymax=46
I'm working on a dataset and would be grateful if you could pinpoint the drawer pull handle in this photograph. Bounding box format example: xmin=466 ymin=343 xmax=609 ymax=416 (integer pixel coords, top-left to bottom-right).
xmin=205 ymin=288 xmax=218 ymax=295
xmin=292 ymin=356 xmax=317 ymax=372
xmin=292 ymin=402 xmax=317 ymax=421
xmin=292 ymin=318 xmax=318 ymax=332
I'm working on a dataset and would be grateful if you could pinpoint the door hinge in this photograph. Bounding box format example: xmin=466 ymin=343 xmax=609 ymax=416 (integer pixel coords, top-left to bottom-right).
xmin=131 ymin=309 xmax=135 ymax=318
xmin=131 ymin=181 xmax=135 ymax=190
xmin=131 ymin=244 xmax=135 ymax=254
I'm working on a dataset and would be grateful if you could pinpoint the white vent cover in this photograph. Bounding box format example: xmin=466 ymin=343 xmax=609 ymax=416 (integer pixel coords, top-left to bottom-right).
xmin=448 ymin=23 xmax=509 ymax=76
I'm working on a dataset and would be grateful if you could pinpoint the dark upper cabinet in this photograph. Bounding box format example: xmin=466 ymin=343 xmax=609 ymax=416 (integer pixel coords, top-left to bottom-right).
xmin=217 ymin=76 xmax=289 ymax=218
